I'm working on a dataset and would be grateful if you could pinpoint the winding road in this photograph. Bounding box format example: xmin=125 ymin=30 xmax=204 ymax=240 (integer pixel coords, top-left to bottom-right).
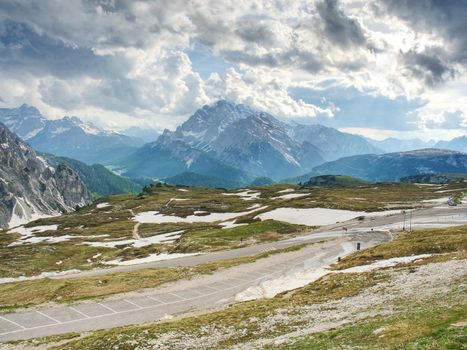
xmin=0 ymin=203 xmax=465 ymax=341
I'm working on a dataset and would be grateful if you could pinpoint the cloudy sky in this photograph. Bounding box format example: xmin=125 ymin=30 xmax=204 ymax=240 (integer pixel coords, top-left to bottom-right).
xmin=0 ymin=0 xmax=466 ymax=140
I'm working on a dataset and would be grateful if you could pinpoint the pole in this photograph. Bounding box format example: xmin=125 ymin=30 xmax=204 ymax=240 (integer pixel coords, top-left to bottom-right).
xmin=409 ymin=211 xmax=412 ymax=232
xmin=402 ymin=210 xmax=406 ymax=231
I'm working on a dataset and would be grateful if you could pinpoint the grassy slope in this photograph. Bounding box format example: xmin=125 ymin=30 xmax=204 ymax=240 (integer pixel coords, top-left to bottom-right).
xmin=0 ymin=244 xmax=307 ymax=312
xmin=1 ymin=183 xmax=464 ymax=278
xmin=44 ymin=154 xmax=141 ymax=195
xmin=16 ymin=224 xmax=465 ymax=350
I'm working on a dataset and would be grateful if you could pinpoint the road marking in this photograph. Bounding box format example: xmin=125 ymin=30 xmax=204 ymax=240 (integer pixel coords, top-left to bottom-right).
xmin=35 ymin=311 xmax=60 ymax=324
xmin=146 ymin=295 xmax=167 ymax=304
xmin=168 ymin=292 xmax=186 ymax=300
xmin=97 ymin=303 xmax=117 ymax=313
xmin=0 ymin=227 xmax=401 ymax=340
xmin=69 ymin=306 xmax=90 ymax=319
xmin=0 ymin=316 xmax=26 ymax=330
xmin=124 ymin=299 xmax=144 ymax=309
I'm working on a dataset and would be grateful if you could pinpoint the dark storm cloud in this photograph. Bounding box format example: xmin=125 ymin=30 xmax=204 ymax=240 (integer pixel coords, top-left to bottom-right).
xmin=316 ymin=0 xmax=366 ymax=48
xmin=0 ymin=21 xmax=130 ymax=79
xmin=377 ymin=0 xmax=467 ymax=85
xmin=235 ymin=22 xmax=277 ymax=46
xmin=402 ymin=49 xmax=455 ymax=87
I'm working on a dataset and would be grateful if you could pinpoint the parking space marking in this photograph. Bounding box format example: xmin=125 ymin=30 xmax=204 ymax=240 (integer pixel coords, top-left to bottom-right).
xmin=97 ymin=303 xmax=118 ymax=313
xmin=69 ymin=306 xmax=90 ymax=319
xmin=35 ymin=311 xmax=60 ymax=324
xmin=0 ymin=316 xmax=25 ymax=330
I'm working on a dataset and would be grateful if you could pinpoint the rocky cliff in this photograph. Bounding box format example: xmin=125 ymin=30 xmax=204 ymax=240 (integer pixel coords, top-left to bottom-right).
xmin=0 ymin=123 xmax=91 ymax=228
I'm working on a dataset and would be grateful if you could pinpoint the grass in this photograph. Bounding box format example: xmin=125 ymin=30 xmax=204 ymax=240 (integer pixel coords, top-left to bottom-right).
xmin=268 ymin=304 xmax=467 ymax=350
xmin=0 ymin=244 xmax=307 ymax=312
xmin=177 ymin=220 xmax=310 ymax=252
xmin=8 ymin=225 xmax=466 ymax=350
xmin=43 ymin=271 xmax=385 ymax=350
xmin=1 ymin=182 xmax=464 ymax=278
xmin=332 ymin=224 xmax=467 ymax=270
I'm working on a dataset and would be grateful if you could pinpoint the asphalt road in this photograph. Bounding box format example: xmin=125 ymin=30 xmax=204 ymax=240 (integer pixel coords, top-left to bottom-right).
xmin=0 ymin=203 xmax=465 ymax=341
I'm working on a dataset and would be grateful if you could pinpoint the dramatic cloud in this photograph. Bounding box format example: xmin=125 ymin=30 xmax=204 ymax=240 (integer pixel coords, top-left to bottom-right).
xmin=0 ymin=0 xmax=465 ymax=139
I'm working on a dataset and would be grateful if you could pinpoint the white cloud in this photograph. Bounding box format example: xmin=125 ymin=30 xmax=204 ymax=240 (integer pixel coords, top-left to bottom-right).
xmin=0 ymin=0 xmax=465 ymax=136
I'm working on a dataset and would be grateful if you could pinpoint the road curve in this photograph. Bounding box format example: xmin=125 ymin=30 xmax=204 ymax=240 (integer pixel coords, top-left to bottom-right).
xmin=0 ymin=203 xmax=465 ymax=341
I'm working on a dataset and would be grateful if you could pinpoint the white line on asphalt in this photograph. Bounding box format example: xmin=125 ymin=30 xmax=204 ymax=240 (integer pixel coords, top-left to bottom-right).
xmin=69 ymin=307 xmax=91 ymax=319
xmin=168 ymin=292 xmax=186 ymax=300
xmin=35 ymin=311 xmax=60 ymax=324
xmin=146 ymin=295 xmax=167 ymax=304
xmin=97 ymin=303 xmax=118 ymax=313
xmin=123 ymin=299 xmax=144 ymax=309
xmin=0 ymin=316 xmax=26 ymax=330
xmin=0 ymin=254 xmax=315 ymax=338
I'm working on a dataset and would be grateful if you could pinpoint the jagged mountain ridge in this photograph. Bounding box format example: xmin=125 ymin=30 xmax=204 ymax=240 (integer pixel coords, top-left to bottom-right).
xmin=119 ymin=130 xmax=252 ymax=182
xmin=120 ymin=100 xmax=383 ymax=180
xmin=0 ymin=123 xmax=91 ymax=228
xmin=0 ymin=104 xmax=47 ymax=140
xmin=0 ymin=105 xmax=145 ymax=164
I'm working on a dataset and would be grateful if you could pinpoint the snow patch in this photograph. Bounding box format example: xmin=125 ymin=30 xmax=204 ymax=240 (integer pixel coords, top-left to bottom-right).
xmin=81 ymin=230 xmax=185 ymax=248
xmin=256 ymin=208 xmax=401 ymax=226
xmin=222 ymin=190 xmax=261 ymax=201
xmin=235 ymin=253 xmax=434 ymax=301
xmin=276 ymin=188 xmax=294 ymax=194
xmin=272 ymin=193 xmax=309 ymax=200
xmin=133 ymin=206 xmax=268 ymax=224
xmin=103 ymin=252 xmax=199 ymax=266
xmin=96 ymin=202 xmax=111 ymax=209
xmin=0 ymin=269 xmax=82 ymax=284
xmin=219 ymin=220 xmax=248 ymax=229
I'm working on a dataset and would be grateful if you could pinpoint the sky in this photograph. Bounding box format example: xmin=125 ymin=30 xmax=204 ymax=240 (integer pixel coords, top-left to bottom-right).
xmin=0 ymin=0 xmax=466 ymax=141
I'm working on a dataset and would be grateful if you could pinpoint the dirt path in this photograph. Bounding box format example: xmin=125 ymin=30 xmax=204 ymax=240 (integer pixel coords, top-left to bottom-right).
xmin=132 ymin=222 xmax=141 ymax=239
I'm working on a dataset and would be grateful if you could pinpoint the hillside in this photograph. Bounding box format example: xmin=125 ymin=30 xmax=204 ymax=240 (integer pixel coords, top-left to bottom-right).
xmin=302 ymin=175 xmax=371 ymax=187
xmin=45 ymin=155 xmax=142 ymax=196
xmin=288 ymin=149 xmax=467 ymax=183
xmin=163 ymin=172 xmax=244 ymax=189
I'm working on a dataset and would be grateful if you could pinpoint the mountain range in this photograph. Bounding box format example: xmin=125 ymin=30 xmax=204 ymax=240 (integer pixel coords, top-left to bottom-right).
xmin=289 ymin=148 xmax=467 ymax=183
xmin=1 ymin=101 xmax=465 ymax=189
xmin=0 ymin=122 xmax=91 ymax=228
xmin=0 ymin=105 xmax=144 ymax=164
xmin=116 ymin=100 xmax=381 ymax=180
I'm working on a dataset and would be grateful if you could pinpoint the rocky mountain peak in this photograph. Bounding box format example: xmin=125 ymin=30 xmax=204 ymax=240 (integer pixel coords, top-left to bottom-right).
xmin=0 ymin=123 xmax=91 ymax=228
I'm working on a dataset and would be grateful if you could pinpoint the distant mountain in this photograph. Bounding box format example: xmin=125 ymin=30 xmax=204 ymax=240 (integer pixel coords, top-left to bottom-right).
xmin=0 ymin=104 xmax=47 ymax=140
xmin=368 ymin=137 xmax=436 ymax=153
xmin=118 ymin=130 xmax=252 ymax=183
xmin=288 ymin=149 xmax=467 ymax=183
xmin=290 ymin=124 xmax=381 ymax=161
xmin=400 ymin=173 xmax=467 ymax=184
xmin=0 ymin=123 xmax=91 ymax=228
xmin=302 ymin=175 xmax=371 ymax=187
xmin=121 ymin=126 xmax=161 ymax=143
xmin=45 ymin=155 xmax=142 ymax=196
xmin=0 ymin=105 xmax=145 ymax=164
xmin=121 ymin=101 xmax=380 ymax=180
xmin=164 ymin=172 xmax=243 ymax=189
xmin=435 ymin=136 xmax=467 ymax=153
xmin=166 ymin=100 xmax=325 ymax=179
